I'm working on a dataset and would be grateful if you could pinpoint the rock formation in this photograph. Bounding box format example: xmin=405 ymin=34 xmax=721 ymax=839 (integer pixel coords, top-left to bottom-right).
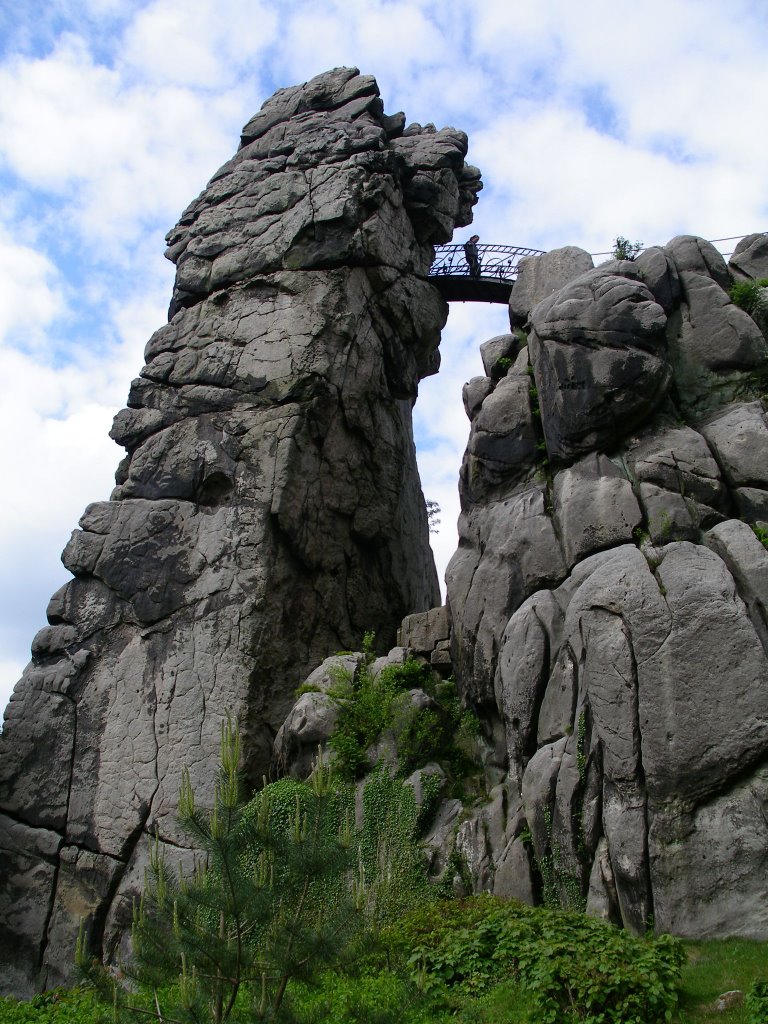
xmin=0 ymin=67 xmax=480 ymax=995
xmin=277 ymin=233 xmax=768 ymax=941
xmin=446 ymin=234 xmax=768 ymax=937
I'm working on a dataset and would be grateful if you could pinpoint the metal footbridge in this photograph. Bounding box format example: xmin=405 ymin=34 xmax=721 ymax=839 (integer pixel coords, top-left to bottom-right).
xmin=428 ymin=243 xmax=545 ymax=303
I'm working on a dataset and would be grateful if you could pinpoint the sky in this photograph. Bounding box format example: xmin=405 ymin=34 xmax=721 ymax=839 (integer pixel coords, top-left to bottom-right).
xmin=1 ymin=0 xmax=767 ymax=718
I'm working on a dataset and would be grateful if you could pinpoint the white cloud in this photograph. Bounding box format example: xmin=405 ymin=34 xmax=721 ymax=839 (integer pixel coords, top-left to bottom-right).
xmin=121 ymin=0 xmax=279 ymax=88
xmin=0 ymin=233 xmax=63 ymax=348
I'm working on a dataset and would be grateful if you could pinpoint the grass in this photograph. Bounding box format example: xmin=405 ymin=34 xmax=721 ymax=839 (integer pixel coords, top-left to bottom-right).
xmin=676 ymin=938 xmax=768 ymax=1023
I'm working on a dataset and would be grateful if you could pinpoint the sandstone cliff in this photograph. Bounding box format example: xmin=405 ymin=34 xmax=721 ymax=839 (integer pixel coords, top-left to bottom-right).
xmin=0 ymin=68 xmax=480 ymax=995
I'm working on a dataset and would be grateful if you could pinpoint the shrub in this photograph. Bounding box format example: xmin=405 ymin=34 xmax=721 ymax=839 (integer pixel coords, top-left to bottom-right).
xmin=730 ymin=278 xmax=768 ymax=316
xmin=327 ymin=647 xmax=478 ymax=783
xmin=746 ymin=980 xmax=768 ymax=1024
xmin=612 ymin=236 xmax=644 ymax=261
xmin=0 ymin=990 xmax=101 ymax=1024
xmin=491 ymin=356 xmax=513 ymax=381
xmin=398 ymin=895 xmax=684 ymax=1024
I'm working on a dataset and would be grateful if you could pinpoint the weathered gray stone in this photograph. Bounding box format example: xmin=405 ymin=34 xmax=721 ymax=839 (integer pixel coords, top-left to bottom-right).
xmin=398 ymin=606 xmax=450 ymax=654
xmin=0 ymin=68 xmax=480 ymax=994
xmin=649 ymin=764 xmax=768 ymax=938
xmin=369 ymin=646 xmax=410 ymax=679
xmin=553 ymin=454 xmax=642 ymax=567
xmin=529 ymin=268 xmax=669 ymax=462
xmin=536 ymin=645 xmax=577 ymax=746
xmin=669 ymin=274 xmax=768 ymax=416
xmin=700 ymin=402 xmax=768 ymax=488
xmin=42 ymin=846 xmax=123 ymax=989
xmin=626 ymin=421 xmax=726 ymax=509
xmin=0 ymin=816 xmax=61 ymax=998
xmin=509 ymin=246 xmax=594 ymax=327
xmin=273 ymin=692 xmax=340 ymax=778
xmin=665 ymin=234 xmax=731 ymax=292
xmin=733 ymin=486 xmax=768 ymax=523
xmin=300 ymin=653 xmax=364 ymax=694
xmin=641 ymin=542 xmax=768 ymax=803
xmin=586 ymin=837 xmax=620 ymax=924
xmin=704 ymin=519 xmax=768 ymax=655
xmin=497 ymin=589 xmax=563 ymax=775
xmin=480 ymin=333 xmax=518 ymax=378
xmin=446 ymin=235 xmax=768 ymax=941
xmin=728 ymin=232 xmax=768 ymax=282
xmin=468 ymin=364 xmax=538 ymax=473
xmin=448 ymin=485 xmax=566 ymax=705
xmin=633 ymin=246 xmax=681 ymax=314
xmin=460 ymin=347 xmax=537 ymax=500
xmin=455 ymin=782 xmax=532 ymax=898
xmin=521 ymin=737 xmax=568 ymax=864
xmin=422 ymin=797 xmax=463 ymax=880
xmin=462 ymin=376 xmax=493 ymax=420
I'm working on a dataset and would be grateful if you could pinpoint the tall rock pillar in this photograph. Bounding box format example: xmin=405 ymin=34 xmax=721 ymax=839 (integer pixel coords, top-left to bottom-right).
xmin=0 ymin=67 xmax=481 ymax=994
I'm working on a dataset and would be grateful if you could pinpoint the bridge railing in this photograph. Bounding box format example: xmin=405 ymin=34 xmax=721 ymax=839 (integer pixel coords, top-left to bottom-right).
xmin=429 ymin=243 xmax=546 ymax=282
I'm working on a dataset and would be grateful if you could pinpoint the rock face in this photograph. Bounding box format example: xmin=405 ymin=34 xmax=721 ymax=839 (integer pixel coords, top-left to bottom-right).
xmin=0 ymin=68 xmax=479 ymax=995
xmin=446 ymin=235 xmax=768 ymax=937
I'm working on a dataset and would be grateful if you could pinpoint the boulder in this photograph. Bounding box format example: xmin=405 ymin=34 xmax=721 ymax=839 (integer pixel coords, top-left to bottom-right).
xmin=528 ymin=267 xmax=669 ymax=462
xmin=509 ymin=245 xmax=594 ymax=327
xmin=728 ymin=232 xmax=768 ymax=282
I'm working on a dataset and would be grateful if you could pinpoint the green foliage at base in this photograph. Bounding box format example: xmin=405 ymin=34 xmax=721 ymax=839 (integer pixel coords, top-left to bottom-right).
xmin=75 ymin=717 xmax=444 ymax=1024
xmin=77 ymin=721 xmax=418 ymax=1024
xmin=746 ymin=980 xmax=768 ymax=1024
xmin=8 ymin=921 xmax=768 ymax=1023
xmin=730 ymin=278 xmax=768 ymax=316
xmin=394 ymin=895 xmax=684 ymax=1024
xmin=0 ymin=990 xmax=101 ymax=1024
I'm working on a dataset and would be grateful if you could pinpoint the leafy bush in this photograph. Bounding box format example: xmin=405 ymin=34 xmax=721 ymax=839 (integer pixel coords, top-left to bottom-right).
xmin=730 ymin=278 xmax=768 ymax=316
xmin=328 ymin=656 xmax=426 ymax=779
xmin=327 ymin=645 xmax=479 ymax=783
xmin=397 ymin=895 xmax=684 ymax=1024
xmin=612 ymin=236 xmax=644 ymax=261
xmin=0 ymin=990 xmax=101 ymax=1024
xmin=491 ymin=356 xmax=513 ymax=381
xmin=746 ymin=980 xmax=768 ymax=1024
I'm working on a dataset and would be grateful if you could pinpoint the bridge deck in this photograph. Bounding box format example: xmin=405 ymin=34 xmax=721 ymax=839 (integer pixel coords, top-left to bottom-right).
xmin=430 ymin=275 xmax=513 ymax=303
xmin=428 ymin=242 xmax=544 ymax=305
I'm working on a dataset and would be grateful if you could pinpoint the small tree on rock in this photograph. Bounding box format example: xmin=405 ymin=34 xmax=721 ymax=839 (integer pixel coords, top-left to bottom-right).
xmin=77 ymin=720 xmax=379 ymax=1023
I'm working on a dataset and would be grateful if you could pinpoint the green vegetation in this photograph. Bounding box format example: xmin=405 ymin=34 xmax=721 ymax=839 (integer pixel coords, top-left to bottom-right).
xmin=394 ymin=895 xmax=684 ymax=1023
xmin=74 ymin=718 xmax=441 ymax=1024
xmin=612 ymin=236 xmax=644 ymax=261
xmin=752 ymin=524 xmax=768 ymax=551
xmin=492 ymin=355 xmax=513 ymax=380
xmin=78 ymin=721 xmax=388 ymax=1023
xmin=425 ymin=498 xmax=441 ymax=533
xmin=326 ymin=638 xmax=479 ymax=786
xmin=729 ymin=278 xmax=768 ymax=316
xmin=677 ymin=938 xmax=768 ymax=1023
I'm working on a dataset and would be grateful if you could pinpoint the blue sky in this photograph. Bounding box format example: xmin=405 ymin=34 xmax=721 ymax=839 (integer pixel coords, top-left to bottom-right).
xmin=1 ymin=0 xmax=767 ymax=716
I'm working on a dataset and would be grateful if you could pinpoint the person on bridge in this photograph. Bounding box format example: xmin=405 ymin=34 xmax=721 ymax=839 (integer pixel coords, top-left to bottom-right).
xmin=464 ymin=234 xmax=481 ymax=277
